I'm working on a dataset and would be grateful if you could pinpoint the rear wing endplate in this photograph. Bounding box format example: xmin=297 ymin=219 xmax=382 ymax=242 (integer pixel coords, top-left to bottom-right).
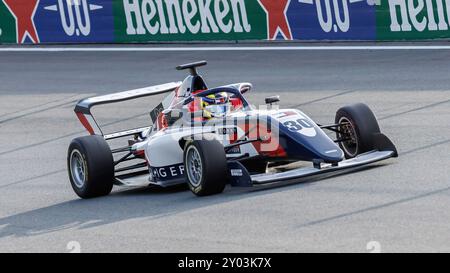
xmin=74 ymin=82 xmax=181 ymax=136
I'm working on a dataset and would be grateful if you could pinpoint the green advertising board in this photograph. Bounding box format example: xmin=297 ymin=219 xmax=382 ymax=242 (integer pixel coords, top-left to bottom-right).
xmin=113 ymin=0 xmax=267 ymax=42
xmin=0 ymin=1 xmax=17 ymax=43
xmin=377 ymin=0 xmax=450 ymax=40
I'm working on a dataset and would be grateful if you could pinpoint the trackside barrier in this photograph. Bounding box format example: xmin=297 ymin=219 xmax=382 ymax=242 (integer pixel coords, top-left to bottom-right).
xmin=1 ymin=0 xmax=450 ymax=44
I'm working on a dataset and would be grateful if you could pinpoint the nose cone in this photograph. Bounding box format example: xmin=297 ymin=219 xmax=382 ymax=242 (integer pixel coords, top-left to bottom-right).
xmin=317 ymin=147 xmax=345 ymax=162
xmin=287 ymin=127 xmax=344 ymax=162
xmin=274 ymin=110 xmax=344 ymax=163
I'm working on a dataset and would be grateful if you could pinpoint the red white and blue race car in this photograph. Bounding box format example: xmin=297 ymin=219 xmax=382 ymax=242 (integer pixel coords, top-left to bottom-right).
xmin=68 ymin=61 xmax=397 ymax=198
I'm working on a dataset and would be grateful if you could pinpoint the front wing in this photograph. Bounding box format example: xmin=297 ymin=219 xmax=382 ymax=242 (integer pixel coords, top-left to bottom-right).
xmin=248 ymin=150 xmax=395 ymax=185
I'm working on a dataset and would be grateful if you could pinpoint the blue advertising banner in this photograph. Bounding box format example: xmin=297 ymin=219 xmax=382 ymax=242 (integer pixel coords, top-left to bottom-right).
xmin=34 ymin=0 xmax=114 ymax=43
xmin=288 ymin=0 xmax=377 ymax=40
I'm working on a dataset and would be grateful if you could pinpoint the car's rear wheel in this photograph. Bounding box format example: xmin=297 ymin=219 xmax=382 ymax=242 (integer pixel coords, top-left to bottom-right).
xmin=183 ymin=136 xmax=228 ymax=196
xmin=335 ymin=103 xmax=381 ymax=159
xmin=67 ymin=135 xmax=114 ymax=198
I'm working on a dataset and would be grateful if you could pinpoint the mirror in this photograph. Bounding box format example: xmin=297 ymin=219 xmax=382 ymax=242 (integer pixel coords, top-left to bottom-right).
xmin=265 ymin=96 xmax=280 ymax=105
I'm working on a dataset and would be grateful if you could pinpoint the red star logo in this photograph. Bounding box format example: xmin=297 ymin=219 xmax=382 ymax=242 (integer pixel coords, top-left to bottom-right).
xmin=258 ymin=0 xmax=292 ymax=40
xmin=3 ymin=0 xmax=40 ymax=44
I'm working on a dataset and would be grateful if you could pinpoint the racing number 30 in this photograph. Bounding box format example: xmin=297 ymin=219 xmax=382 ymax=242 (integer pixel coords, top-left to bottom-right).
xmin=283 ymin=119 xmax=313 ymax=132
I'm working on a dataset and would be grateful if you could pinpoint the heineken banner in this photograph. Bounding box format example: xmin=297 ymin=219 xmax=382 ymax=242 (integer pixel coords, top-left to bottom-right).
xmin=1 ymin=0 xmax=450 ymax=44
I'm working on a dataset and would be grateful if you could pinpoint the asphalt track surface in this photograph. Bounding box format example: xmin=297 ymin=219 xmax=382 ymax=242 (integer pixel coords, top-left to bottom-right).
xmin=1 ymin=45 xmax=450 ymax=252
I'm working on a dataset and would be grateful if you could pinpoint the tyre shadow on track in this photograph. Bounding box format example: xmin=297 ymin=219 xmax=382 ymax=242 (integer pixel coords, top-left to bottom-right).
xmin=0 ymin=164 xmax=388 ymax=239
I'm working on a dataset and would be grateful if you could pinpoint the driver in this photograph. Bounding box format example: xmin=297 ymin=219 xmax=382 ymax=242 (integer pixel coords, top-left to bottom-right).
xmin=187 ymin=92 xmax=231 ymax=121
xmin=202 ymin=92 xmax=231 ymax=118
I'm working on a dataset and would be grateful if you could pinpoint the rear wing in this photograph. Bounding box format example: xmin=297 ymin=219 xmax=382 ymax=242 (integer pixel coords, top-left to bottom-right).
xmin=74 ymin=82 xmax=182 ymax=137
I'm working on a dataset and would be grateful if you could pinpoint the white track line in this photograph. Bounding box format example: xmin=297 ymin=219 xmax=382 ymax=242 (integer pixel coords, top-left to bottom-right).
xmin=1 ymin=46 xmax=450 ymax=52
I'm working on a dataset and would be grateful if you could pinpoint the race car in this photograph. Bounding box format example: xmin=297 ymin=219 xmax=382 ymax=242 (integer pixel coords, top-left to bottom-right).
xmin=68 ymin=61 xmax=397 ymax=199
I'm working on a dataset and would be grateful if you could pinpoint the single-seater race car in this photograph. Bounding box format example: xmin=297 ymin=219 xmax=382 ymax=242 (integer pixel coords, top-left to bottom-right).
xmin=68 ymin=61 xmax=397 ymax=198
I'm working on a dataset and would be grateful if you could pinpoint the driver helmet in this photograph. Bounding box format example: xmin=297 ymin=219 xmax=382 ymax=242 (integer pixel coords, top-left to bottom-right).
xmin=201 ymin=92 xmax=231 ymax=118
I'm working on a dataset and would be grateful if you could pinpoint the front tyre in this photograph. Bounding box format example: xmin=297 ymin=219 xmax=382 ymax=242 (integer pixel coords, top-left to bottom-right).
xmin=67 ymin=135 xmax=114 ymax=198
xmin=183 ymin=137 xmax=228 ymax=196
xmin=335 ymin=103 xmax=381 ymax=159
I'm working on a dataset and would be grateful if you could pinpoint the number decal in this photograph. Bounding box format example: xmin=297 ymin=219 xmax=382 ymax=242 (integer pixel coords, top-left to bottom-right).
xmin=284 ymin=120 xmax=302 ymax=131
xmin=283 ymin=118 xmax=316 ymax=137
xmin=283 ymin=119 xmax=313 ymax=132
xmin=297 ymin=118 xmax=313 ymax=129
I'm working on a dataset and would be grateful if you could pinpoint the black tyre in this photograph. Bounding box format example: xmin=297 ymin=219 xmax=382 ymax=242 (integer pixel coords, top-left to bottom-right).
xmin=183 ymin=136 xmax=228 ymax=196
xmin=335 ymin=103 xmax=381 ymax=159
xmin=67 ymin=135 xmax=114 ymax=198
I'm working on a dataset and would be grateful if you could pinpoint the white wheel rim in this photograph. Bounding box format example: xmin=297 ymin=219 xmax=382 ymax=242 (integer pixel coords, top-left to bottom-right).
xmin=70 ymin=149 xmax=87 ymax=189
xmin=186 ymin=146 xmax=203 ymax=187
xmin=338 ymin=117 xmax=359 ymax=158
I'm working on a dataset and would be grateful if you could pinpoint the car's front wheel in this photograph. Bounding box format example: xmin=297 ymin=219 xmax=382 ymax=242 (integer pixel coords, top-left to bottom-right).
xmin=335 ymin=103 xmax=381 ymax=159
xmin=183 ymin=136 xmax=229 ymax=196
xmin=67 ymin=135 xmax=114 ymax=198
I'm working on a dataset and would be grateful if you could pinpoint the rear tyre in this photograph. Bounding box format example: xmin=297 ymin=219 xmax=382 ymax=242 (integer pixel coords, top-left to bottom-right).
xmin=67 ymin=135 xmax=114 ymax=198
xmin=183 ymin=136 xmax=228 ymax=196
xmin=335 ymin=103 xmax=381 ymax=159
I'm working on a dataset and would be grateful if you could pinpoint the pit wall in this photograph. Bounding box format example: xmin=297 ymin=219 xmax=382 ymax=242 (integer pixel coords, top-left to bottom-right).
xmin=1 ymin=0 xmax=450 ymax=44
